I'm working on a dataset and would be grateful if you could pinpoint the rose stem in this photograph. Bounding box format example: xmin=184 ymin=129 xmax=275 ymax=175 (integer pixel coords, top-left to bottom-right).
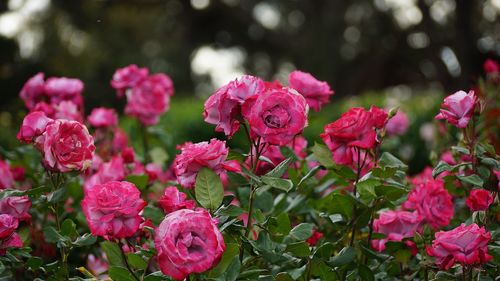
xmin=118 ymin=240 xmax=140 ymax=281
xmin=140 ymin=121 xmax=151 ymax=163
xmin=48 ymin=172 xmax=69 ymax=278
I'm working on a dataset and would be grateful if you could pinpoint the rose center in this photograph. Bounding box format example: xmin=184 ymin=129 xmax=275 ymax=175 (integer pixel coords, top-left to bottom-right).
xmin=263 ymin=105 xmax=290 ymax=129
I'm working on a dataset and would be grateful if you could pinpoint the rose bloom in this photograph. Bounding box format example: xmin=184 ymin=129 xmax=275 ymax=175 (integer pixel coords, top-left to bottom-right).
xmin=87 ymin=107 xmax=118 ymax=128
xmin=0 ymin=232 xmax=22 ymax=256
xmin=83 ymin=156 xmax=126 ymax=191
xmin=306 ymin=229 xmax=324 ymax=246
xmin=82 ymin=181 xmax=146 ymax=239
xmin=155 ymin=209 xmax=225 ymax=280
xmin=204 ymin=75 xmax=264 ymax=137
xmin=87 ymin=254 xmax=109 ymax=278
xmin=386 ymin=110 xmax=409 ymax=136
xmin=0 ymin=196 xmax=32 ymax=222
xmin=158 ymin=186 xmax=196 ymax=214
xmin=0 ymin=214 xmax=18 ymax=239
xmin=44 ymin=77 xmax=84 ymax=107
xmin=427 ymin=223 xmax=492 ymax=270
xmin=435 ymin=90 xmax=477 ymax=128
xmin=242 ymin=87 xmax=308 ymax=145
xmin=173 ymin=139 xmax=240 ymax=188
xmin=19 ymin=73 xmax=45 ymax=110
xmin=10 ymin=166 xmax=25 ymax=182
xmin=111 ymin=64 xmax=149 ymax=97
xmin=0 ymin=160 xmax=14 ymax=190
xmin=111 ymin=128 xmax=129 ymax=153
xmin=53 ymin=101 xmax=83 ymax=122
xmin=32 ymin=102 xmax=56 ymax=118
xmin=483 ymin=59 xmax=499 ymax=74
xmin=288 ymin=70 xmax=334 ymax=112
xmin=466 ymin=189 xmax=494 ymax=211
xmin=124 ymin=74 xmax=174 ymax=126
xmin=17 ymin=111 xmax=53 ymax=144
xmin=403 ymin=179 xmax=454 ymax=229
xmin=321 ymin=106 xmax=386 ymax=165
xmin=371 ymin=210 xmax=423 ymax=252
xmin=36 ymin=119 xmax=95 ymax=172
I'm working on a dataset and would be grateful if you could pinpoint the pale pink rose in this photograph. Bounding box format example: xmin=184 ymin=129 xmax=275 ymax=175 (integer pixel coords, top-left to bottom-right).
xmin=466 ymin=189 xmax=494 ymax=211
xmin=440 ymin=151 xmax=456 ymax=165
xmin=0 ymin=196 xmax=31 ymax=222
xmin=17 ymin=111 xmax=53 ymax=143
xmin=174 ymin=139 xmax=241 ymax=188
xmin=371 ymin=210 xmax=422 ymax=252
xmin=0 ymin=214 xmax=18 ymax=239
xmin=53 ymin=101 xmax=83 ymax=122
xmin=0 ymin=160 xmax=15 ymax=190
xmin=242 ymin=87 xmax=308 ymax=145
xmin=87 ymin=107 xmax=118 ymax=128
xmin=155 ymin=209 xmax=225 ymax=280
xmin=44 ymin=77 xmax=84 ymax=107
xmin=87 ymin=254 xmax=109 ymax=278
xmin=386 ymin=110 xmax=409 ymax=136
xmin=427 ymin=223 xmax=492 ymax=269
xmin=19 ymin=73 xmax=45 ymax=110
xmin=288 ymin=70 xmax=333 ymax=112
xmin=37 ymin=120 xmax=95 ymax=172
xmin=204 ymin=75 xmax=265 ymax=137
xmin=435 ymin=90 xmax=477 ymax=128
xmin=111 ymin=64 xmax=149 ymax=97
xmin=145 ymin=163 xmax=167 ymax=183
xmin=81 ymin=181 xmax=146 ymax=239
xmin=158 ymin=186 xmax=196 ymax=214
xmin=83 ymin=156 xmax=126 ymax=191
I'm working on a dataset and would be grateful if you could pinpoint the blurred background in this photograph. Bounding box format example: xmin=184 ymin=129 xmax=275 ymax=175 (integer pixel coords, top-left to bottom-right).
xmin=0 ymin=0 xmax=499 ymax=172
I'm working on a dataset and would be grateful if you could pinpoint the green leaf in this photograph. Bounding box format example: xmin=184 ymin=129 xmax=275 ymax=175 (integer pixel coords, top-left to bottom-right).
xmin=457 ymin=174 xmax=484 ymax=187
xmin=268 ymin=213 xmax=291 ymax=237
xmin=43 ymin=226 xmax=68 ymax=245
xmin=47 ymin=188 xmax=67 ymax=203
xmin=285 ymin=242 xmax=311 ymax=257
xmin=274 ymin=272 xmax=294 ymax=281
xmin=356 ymin=179 xmax=379 ymax=201
xmin=311 ymin=143 xmax=334 ymax=168
xmin=432 ymin=161 xmax=452 ymax=178
xmin=108 ymin=266 xmax=138 ymax=281
xmin=379 ymin=152 xmax=407 ymax=170
xmin=27 ymin=257 xmax=43 ymax=269
xmin=289 ymin=223 xmax=313 ymax=241
xmin=261 ymin=176 xmax=294 ymax=192
xmin=143 ymin=271 xmax=170 ymax=281
xmin=195 ymin=168 xmax=224 ymax=210
xmin=217 ymin=205 xmax=245 ymax=217
xmin=101 ymin=241 xmax=125 ymax=267
xmin=298 ymin=166 xmax=322 ymax=186
xmin=329 ymin=194 xmax=354 ymax=219
xmin=358 ymin=265 xmax=374 ymax=281
xmin=126 ymin=174 xmax=149 ymax=190
xmin=127 ymin=253 xmax=148 ymax=270
xmin=314 ymin=242 xmax=334 ymax=259
xmin=60 ymin=219 xmax=77 ymax=238
xmin=328 ymin=246 xmax=355 ymax=267
xmin=142 ymin=206 xmax=165 ymax=225
xmin=375 ymin=184 xmax=407 ymax=201
xmin=72 ymin=233 xmax=97 ymax=247
xmin=311 ymin=260 xmax=336 ymax=280
xmin=266 ymin=157 xmax=295 ymax=178
xmin=208 ymin=243 xmax=239 ymax=278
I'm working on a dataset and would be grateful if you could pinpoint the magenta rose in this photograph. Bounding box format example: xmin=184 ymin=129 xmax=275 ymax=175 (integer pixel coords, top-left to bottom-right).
xmin=466 ymin=189 xmax=494 ymax=211
xmin=386 ymin=110 xmax=409 ymax=136
xmin=204 ymin=75 xmax=265 ymax=137
xmin=37 ymin=120 xmax=95 ymax=172
xmin=53 ymin=101 xmax=83 ymax=122
xmin=44 ymin=77 xmax=84 ymax=107
xmin=83 ymin=156 xmax=126 ymax=191
xmin=0 ymin=160 xmax=14 ymax=190
xmin=111 ymin=64 xmax=149 ymax=97
xmin=0 ymin=214 xmax=18 ymax=239
xmin=242 ymin=87 xmax=308 ymax=145
xmin=0 ymin=232 xmax=22 ymax=256
xmin=0 ymin=196 xmax=31 ymax=222
xmin=124 ymin=74 xmax=174 ymax=126
xmin=288 ymin=70 xmax=333 ymax=112
xmin=82 ymin=181 xmax=146 ymax=239
xmin=158 ymin=186 xmax=196 ymax=214
xmin=321 ymin=107 xmax=383 ymax=165
xmin=484 ymin=59 xmax=499 ymax=74
xmin=174 ymin=139 xmax=241 ymax=188
xmin=19 ymin=73 xmax=45 ymax=110
xmin=306 ymin=229 xmax=324 ymax=246
xmin=427 ymin=223 xmax=492 ymax=270
xmin=435 ymin=90 xmax=477 ymax=128
xmin=403 ymin=179 xmax=454 ymax=229
xmin=87 ymin=107 xmax=118 ymax=128
xmin=17 ymin=111 xmax=53 ymax=143
xmin=32 ymin=102 xmax=56 ymax=118
xmin=371 ymin=210 xmax=422 ymax=252
xmin=154 ymin=209 xmax=225 ymax=280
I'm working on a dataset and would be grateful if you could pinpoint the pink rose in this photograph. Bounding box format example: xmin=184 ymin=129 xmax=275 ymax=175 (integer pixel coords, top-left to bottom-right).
xmin=145 ymin=163 xmax=166 ymax=183
xmin=0 ymin=160 xmax=14 ymax=190
xmin=82 ymin=181 xmax=146 ymax=239
xmin=0 ymin=196 xmax=32 ymax=222
xmin=288 ymin=70 xmax=333 ymax=112
xmin=0 ymin=214 xmax=18 ymax=239
xmin=87 ymin=107 xmax=118 ymax=128
xmin=158 ymin=186 xmax=196 ymax=214
xmin=37 ymin=120 xmax=95 ymax=172
xmin=44 ymin=77 xmax=84 ymax=107
xmin=87 ymin=254 xmax=109 ymax=277
xmin=154 ymin=209 xmax=225 ymax=280
xmin=10 ymin=166 xmax=25 ymax=182
xmin=321 ymin=107 xmax=382 ymax=165
xmin=112 ymin=128 xmax=129 ymax=153
xmin=204 ymin=75 xmax=265 ymax=137
xmin=369 ymin=106 xmax=388 ymax=129
xmin=19 ymin=73 xmax=45 ymax=110
xmin=174 ymin=139 xmax=241 ymax=188
xmin=386 ymin=110 xmax=409 ymax=136
xmin=435 ymin=90 xmax=477 ymax=128
xmin=466 ymin=189 xmax=494 ymax=211
xmin=427 ymin=223 xmax=492 ymax=270
xmin=306 ymin=229 xmax=324 ymax=246
xmin=111 ymin=64 xmax=149 ymax=97
xmin=440 ymin=151 xmax=456 ymax=165
xmin=121 ymin=147 xmax=135 ymax=163
xmin=403 ymin=179 xmax=454 ymax=229
xmin=83 ymin=156 xmax=126 ymax=191
xmin=483 ymin=59 xmax=499 ymax=74
xmin=0 ymin=232 xmax=22 ymax=256
xmin=124 ymin=74 xmax=174 ymax=126
xmin=371 ymin=210 xmax=422 ymax=252
xmin=17 ymin=111 xmax=53 ymax=143
xmin=242 ymin=87 xmax=308 ymax=145
xmin=53 ymin=101 xmax=83 ymax=122
xmin=32 ymin=102 xmax=56 ymax=118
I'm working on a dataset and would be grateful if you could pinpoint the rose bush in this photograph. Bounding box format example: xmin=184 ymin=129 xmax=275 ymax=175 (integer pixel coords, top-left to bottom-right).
xmin=0 ymin=61 xmax=497 ymax=281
